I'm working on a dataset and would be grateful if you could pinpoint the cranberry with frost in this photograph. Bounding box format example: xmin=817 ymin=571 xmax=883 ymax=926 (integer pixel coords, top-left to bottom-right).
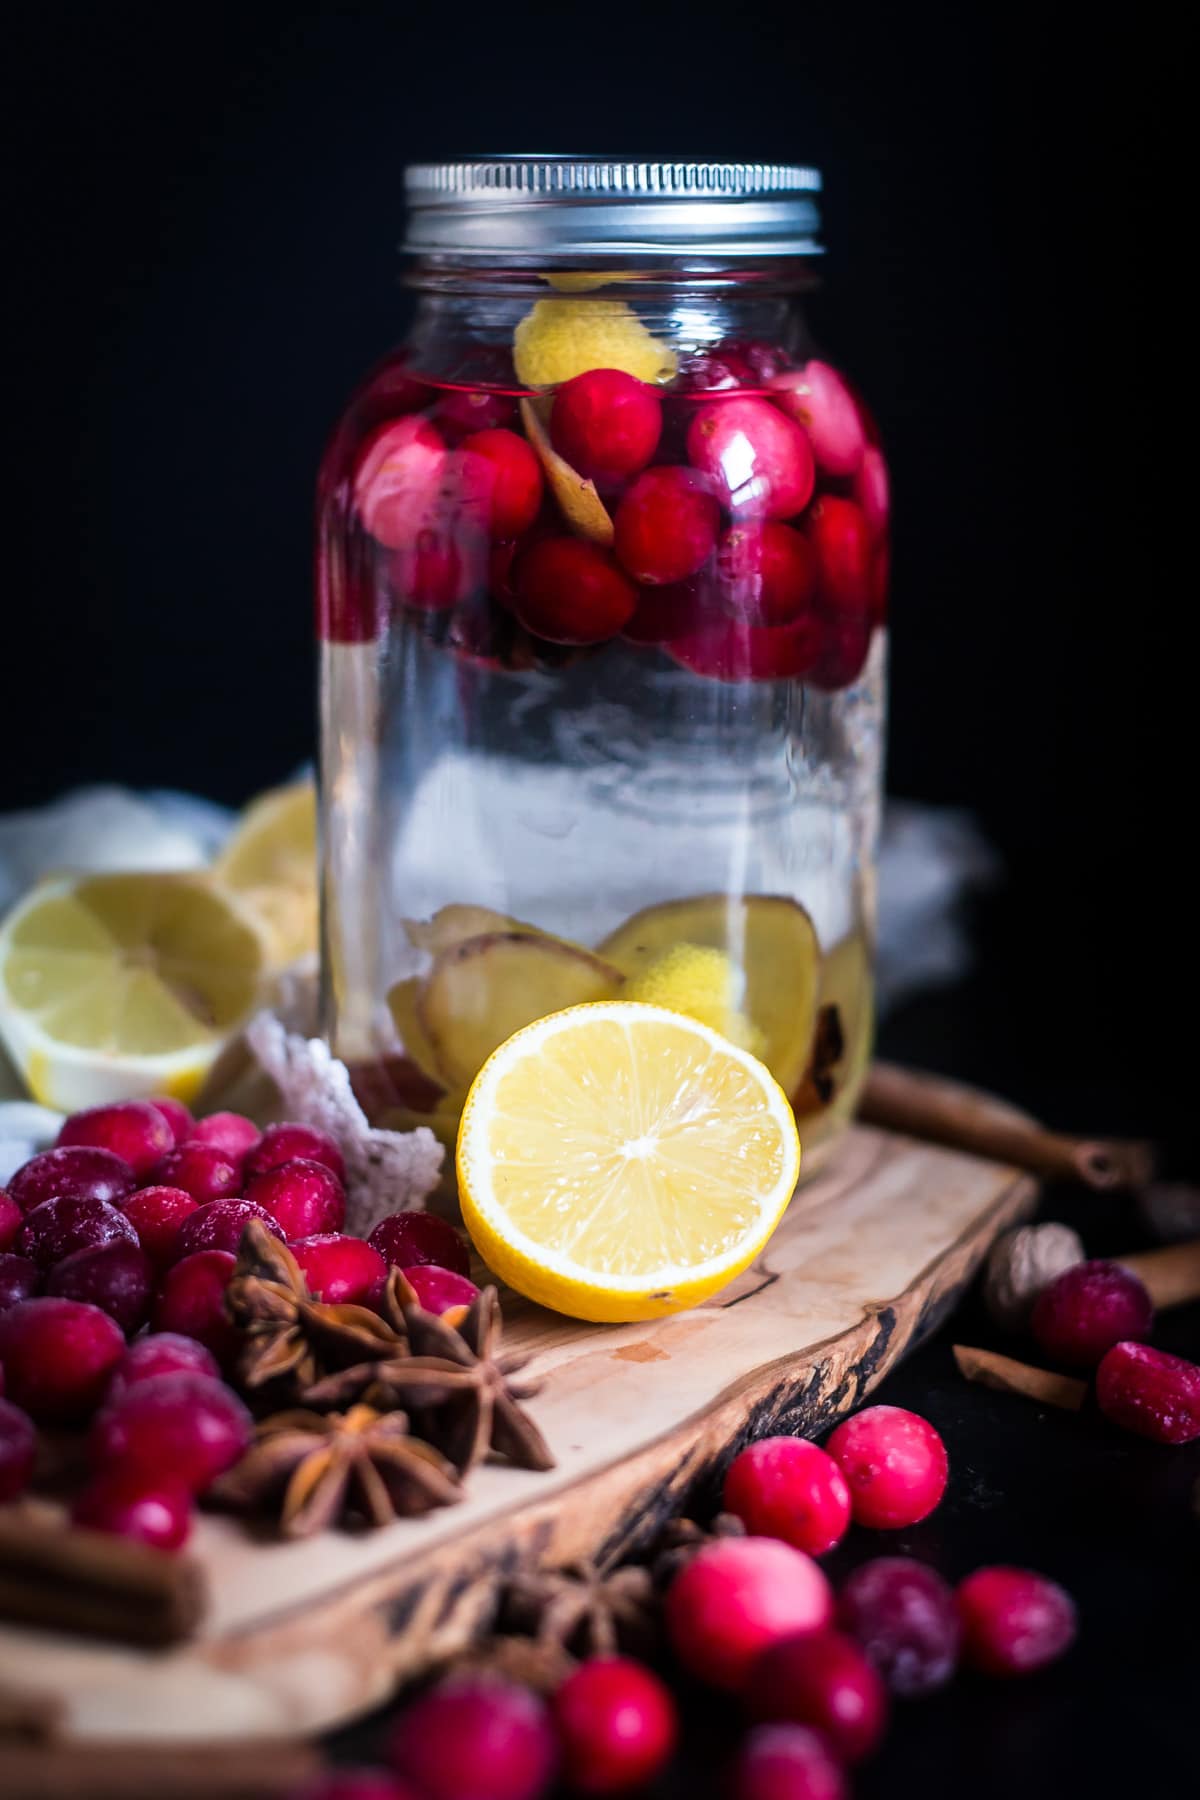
xmin=292 ymin=1234 xmax=387 ymax=1306
xmin=730 ymin=1724 xmax=846 ymax=1800
xmin=665 ymin=1535 xmax=832 ymax=1693
xmin=91 ymin=1371 xmax=252 ymax=1494
xmin=0 ymin=1253 xmax=40 ymax=1311
xmin=808 ymin=497 xmax=873 ymax=619
xmin=175 ymin=1199 xmax=285 ymax=1260
xmin=824 ymin=1405 xmax=948 ymax=1530
xmin=613 ymin=466 xmax=720 ymax=587
xmin=152 ymin=1142 xmax=243 ymax=1204
xmin=388 ymin=1675 xmax=558 ymax=1800
xmin=751 ymin=1628 xmax=889 ymax=1763
xmin=718 ymin=522 xmax=817 ymax=626
xmin=46 ymin=1241 xmax=154 ymax=1335
xmin=956 ymin=1566 xmax=1076 ymax=1676
xmin=17 ymin=1195 xmax=138 ymax=1273
xmin=107 ymin=1331 xmax=221 ymax=1401
xmin=668 ymin=615 xmax=822 ymax=684
xmin=57 ymin=1100 xmax=172 ymax=1177
xmin=687 ymin=397 xmax=815 ymax=520
xmin=0 ymin=1397 xmax=37 ymax=1501
xmin=552 ymin=1656 xmax=678 ymax=1795
xmin=1095 ymin=1340 xmax=1200 ymax=1444
xmin=0 ymin=1192 xmax=21 ymax=1252
xmin=550 ymin=369 xmax=662 ymax=486
xmin=0 ymin=1297 xmax=124 ymax=1421
xmin=245 ymin=1160 xmax=346 ymax=1239
xmin=514 ymin=537 xmax=637 ymax=645
xmin=369 ymin=1212 xmax=471 ymax=1277
xmin=151 ymin=1249 xmax=238 ymax=1363
xmin=187 ymin=1110 xmax=262 ymax=1160
xmin=837 ymin=1556 xmax=960 ymax=1696
xmin=147 ymin=1095 xmax=193 ymax=1145
xmin=354 ymin=414 xmax=447 ymax=551
xmin=8 ymin=1145 xmax=136 ymax=1216
xmin=769 ymin=362 xmax=866 ymax=477
xmin=723 ymin=1436 xmax=851 ymax=1556
xmin=72 ymin=1470 xmax=192 ymax=1550
xmin=402 ymin=1264 xmax=479 ymax=1321
xmin=1031 ymin=1260 xmax=1154 ymax=1369
xmin=121 ymin=1185 xmax=199 ymax=1267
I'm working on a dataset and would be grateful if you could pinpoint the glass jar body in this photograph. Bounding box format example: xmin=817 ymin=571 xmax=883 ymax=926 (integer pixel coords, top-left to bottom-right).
xmin=317 ymin=266 xmax=888 ymax=1167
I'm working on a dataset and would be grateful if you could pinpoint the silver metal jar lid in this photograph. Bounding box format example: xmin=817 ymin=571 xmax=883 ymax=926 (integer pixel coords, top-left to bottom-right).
xmin=403 ymin=158 xmax=823 ymax=259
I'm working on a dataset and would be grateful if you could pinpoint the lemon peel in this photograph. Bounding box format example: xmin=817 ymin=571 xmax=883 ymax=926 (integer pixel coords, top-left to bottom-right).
xmin=624 ymin=943 xmax=766 ymax=1057
xmin=513 ymin=299 xmax=677 ymax=388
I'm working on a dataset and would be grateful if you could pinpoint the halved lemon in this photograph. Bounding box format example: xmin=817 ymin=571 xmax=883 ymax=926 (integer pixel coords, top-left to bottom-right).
xmin=214 ymin=780 xmax=318 ymax=967
xmin=457 ymin=1001 xmax=801 ymax=1323
xmin=0 ymin=872 xmax=265 ymax=1111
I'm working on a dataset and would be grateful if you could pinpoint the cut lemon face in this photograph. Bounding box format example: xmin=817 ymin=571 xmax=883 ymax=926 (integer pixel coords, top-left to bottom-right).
xmin=0 ymin=873 xmax=265 ymax=1112
xmin=457 ymin=1002 xmax=801 ymax=1323
xmin=214 ymin=780 xmax=318 ymax=967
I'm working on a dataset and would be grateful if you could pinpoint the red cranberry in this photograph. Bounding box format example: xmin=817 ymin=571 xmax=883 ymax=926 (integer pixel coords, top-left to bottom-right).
xmin=186 ymin=1111 xmax=262 ymax=1160
xmin=552 ymin=1656 xmax=677 ymax=1795
xmin=613 ymin=467 xmax=720 ymax=586
xmin=120 ymin=1185 xmax=199 ymax=1267
xmin=854 ymin=446 xmax=890 ymax=538
xmin=1095 ymin=1340 xmax=1200 ymax=1444
xmin=620 ymin=581 xmax=704 ymax=644
xmin=151 ymin=1143 xmax=243 ymax=1203
xmin=17 ymin=1195 xmax=138 ymax=1273
xmin=107 ymin=1331 xmax=221 ymax=1401
xmin=550 ymin=370 xmax=663 ymax=486
xmin=769 ymin=363 xmax=866 ymax=477
xmin=723 ymin=1436 xmax=851 ymax=1556
xmin=751 ymin=1629 xmax=889 ymax=1763
xmin=174 ymin=1199 xmax=286 ymax=1260
xmin=245 ymin=1122 xmax=346 ymax=1185
xmin=388 ymin=1676 xmax=558 ymax=1800
xmin=402 ymin=1264 xmax=479 ymax=1321
xmin=673 ymin=347 xmax=758 ymax=391
xmin=285 ymin=1775 xmax=422 ymax=1800
xmin=8 ymin=1145 xmax=136 ymax=1215
xmin=717 ymin=338 xmax=792 ymax=383
xmin=71 ymin=1469 xmax=192 ymax=1550
xmin=459 ymin=429 xmax=544 ymax=539
xmin=687 ymin=397 xmax=815 ymax=520
xmin=807 ymin=618 xmax=872 ymax=692
xmin=436 ymin=386 xmax=518 ymax=439
xmin=0 ymin=1396 xmax=37 ymax=1500
xmin=354 ymin=415 xmax=447 ymax=551
xmin=0 ymin=1253 xmax=40 ymax=1311
xmin=57 ymin=1100 xmax=173 ymax=1177
xmin=368 ymin=1212 xmax=471 ymax=1277
xmin=808 ymin=498 xmax=873 ymax=619
xmin=151 ymin=1250 xmax=238 ymax=1364
xmin=824 ymin=1405 xmax=948 ymax=1530
xmin=146 ymin=1095 xmax=194 ymax=1145
xmin=667 ymin=615 xmax=823 ymax=683
xmin=0 ymin=1191 xmax=22 ymax=1252
xmin=514 ymin=538 xmax=637 ymax=645
xmin=956 ymin=1566 xmax=1076 ymax=1676
xmin=46 ymin=1241 xmax=155 ymax=1334
xmin=836 ymin=1556 xmax=961 ymax=1696
xmin=718 ymin=522 xmax=817 ymax=626
xmin=730 ymin=1724 xmax=846 ymax=1800
xmin=292 ymin=1234 xmax=387 ymax=1306
xmin=665 ymin=1535 xmax=833 ymax=1694
xmin=91 ymin=1371 xmax=252 ymax=1494
xmin=1031 ymin=1260 xmax=1154 ymax=1369
xmin=0 ymin=1297 xmax=124 ymax=1420
xmin=245 ymin=1160 xmax=346 ymax=1239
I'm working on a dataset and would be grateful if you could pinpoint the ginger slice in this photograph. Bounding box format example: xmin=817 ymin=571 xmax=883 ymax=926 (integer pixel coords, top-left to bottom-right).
xmin=519 ymin=398 xmax=614 ymax=547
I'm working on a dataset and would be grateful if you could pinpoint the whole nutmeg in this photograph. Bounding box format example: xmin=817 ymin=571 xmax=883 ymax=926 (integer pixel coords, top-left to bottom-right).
xmin=983 ymin=1223 xmax=1085 ymax=1330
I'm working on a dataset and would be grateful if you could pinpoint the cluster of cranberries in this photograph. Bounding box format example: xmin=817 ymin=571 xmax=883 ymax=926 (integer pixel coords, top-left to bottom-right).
xmin=0 ymin=1097 xmax=477 ymax=1544
xmin=327 ymin=344 xmax=889 ymax=692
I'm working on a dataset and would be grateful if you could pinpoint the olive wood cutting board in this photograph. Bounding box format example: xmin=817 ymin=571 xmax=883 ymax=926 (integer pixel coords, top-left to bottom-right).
xmin=0 ymin=1118 xmax=1036 ymax=1745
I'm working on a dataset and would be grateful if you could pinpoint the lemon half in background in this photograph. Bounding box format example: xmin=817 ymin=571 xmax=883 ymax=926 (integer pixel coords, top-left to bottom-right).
xmin=214 ymin=780 xmax=318 ymax=968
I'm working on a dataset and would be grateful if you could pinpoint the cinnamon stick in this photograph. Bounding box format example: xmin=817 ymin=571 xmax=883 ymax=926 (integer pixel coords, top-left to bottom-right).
xmin=1118 ymin=1239 xmax=1200 ymax=1310
xmin=953 ymin=1344 xmax=1087 ymax=1410
xmin=0 ymin=1739 xmax=318 ymax=1799
xmin=859 ymin=1063 xmax=1155 ymax=1190
xmin=0 ymin=1508 xmax=206 ymax=1646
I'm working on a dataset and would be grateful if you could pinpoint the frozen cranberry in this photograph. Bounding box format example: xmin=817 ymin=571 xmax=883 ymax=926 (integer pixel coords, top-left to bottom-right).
xmin=824 ymin=1405 xmax=948 ymax=1530
xmin=769 ymin=363 xmax=866 ymax=477
xmin=613 ymin=466 xmax=720 ymax=587
xmin=57 ymin=1100 xmax=173 ymax=1177
xmin=285 ymin=1775 xmax=421 ymax=1800
xmin=174 ymin=1199 xmax=285 ymax=1260
xmin=620 ymin=581 xmax=703 ymax=644
xmin=668 ymin=615 xmax=823 ymax=683
xmin=46 ymin=1241 xmax=155 ymax=1334
xmin=1031 ymin=1260 xmax=1154 ymax=1369
xmin=730 ymin=1724 xmax=846 ymax=1800
xmin=807 ymin=618 xmax=872 ymax=693
xmin=458 ymin=429 xmax=544 ymax=540
xmin=72 ymin=1469 xmax=192 ymax=1550
xmin=1095 ymin=1340 xmax=1200 ymax=1444
xmin=91 ymin=1371 xmax=252 ymax=1494
xmin=107 ymin=1331 xmax=221 ymax=1402
xmin=751 ymin=1629 xmax=889 ymax=1763
xmin=723 ymin=1436 xmax=851 ymax=1556
xmin=717 ymin=338 xmax=792 ymax=383
xmin=7 ymin=1145 xmax=136 ymax=1215
xmin=369 ymin=1212 xmax=471 ymax=1278
xmin=550 ymin=370 xmax=663 ymax=486
xmin=388 ymin=1676 xmax=558 ymax=1800
xmin=120 ymin=1185 xmax=199 ymax=1267
xmin=665 ymin=1535 xmax=832 ymax=1693
xmin=718 ymin=523 xmax=817 ymax=626
xmin=0 ymin=1191 xmax=22 ymax=1252
xmin=552 ymin=1656 xmax=677 ymax=1795
xmin=837 ymin=1556 xmax=960 ymax=1696
xmin=244 ymin=1160 xmax=345 ymax=1239
xmin=292 ymin=1234 xmax=387 ymax=1306
xmin=0 ymin=1253 xmax=40 ymax=1311
xmin=151 ymin=1250 xmax=238 ymax=1364
xmin=808 ymin=498 xmax=872 ymax=619
xmin=354 ymin=415 xmax=447 ymax=550
xmin=402 ymin=1264 xmax=479 ymax=1321
xmin=514 ymin=537 xmax=637 ymax=645
xmin=0 ymin=1397 xmax=37 ymax=1500
xmin=186 ymin=1111 xmax=262 ymax=1160
xmin=687 ymin=397 xmax=815 ymax=520
xmin=0 ymin=1297 xmax=124 ymax=1421
xmin=245 ymin=1122 xmax=345 ymax=1185
xmin=146 ymin=1095 xmax=193 ymax=1145
xmin=151 ymin=1143 xmax=243 ymax=1203
xmin=437 ymin=386 xmax=518 ymax=438
xmin=956 ymin=1567 xmax=1076 ymax=1676
xmin=854 ymin=446 xmax=890 ymax=538
xmin=674 ymin=347 xmax=758 ymax=391
xmin=17 ymin=1195 xmax=138 ymax=1273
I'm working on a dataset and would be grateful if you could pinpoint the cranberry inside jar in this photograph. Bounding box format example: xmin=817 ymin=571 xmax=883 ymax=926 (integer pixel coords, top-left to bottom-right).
xmin=317 ymin=159 xmax=888 ymax=1168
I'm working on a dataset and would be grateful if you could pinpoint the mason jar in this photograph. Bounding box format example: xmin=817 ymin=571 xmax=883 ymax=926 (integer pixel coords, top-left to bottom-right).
xmin=317 ymin=157 xmax=888 ymax=1171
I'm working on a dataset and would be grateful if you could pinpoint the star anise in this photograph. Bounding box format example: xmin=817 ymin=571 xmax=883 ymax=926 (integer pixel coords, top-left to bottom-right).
xmin=501 ymin=1556 xmax=657 ymax=1658
xmin=210 ymin=1403 xmax=462 ymax=1537
xmin=792 ymin=1003 xmax=846 ymax=1114
xmin=225 ymin=1221 xmax=405 ymax=1395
